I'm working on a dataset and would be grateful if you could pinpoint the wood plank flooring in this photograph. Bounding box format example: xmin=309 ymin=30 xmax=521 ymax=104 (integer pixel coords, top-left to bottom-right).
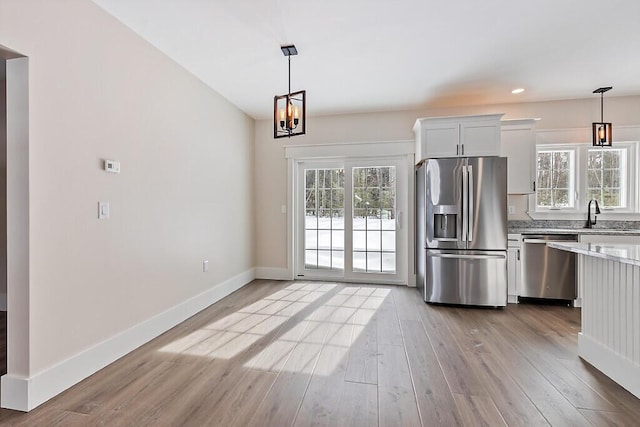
xmin=0 ymin=280 xmax=639 ymax=426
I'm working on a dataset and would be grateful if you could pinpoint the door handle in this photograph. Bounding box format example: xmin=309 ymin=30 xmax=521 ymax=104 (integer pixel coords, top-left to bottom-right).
xmin=396 ymin=211 xmax=402 ymax=229
xmin=429 ymin=253 xmax=506 ymax=260
xmin=467 ymin=165 xmax=474 ymax=242
xmin=461 ymin=165 xmax=468 ymax=242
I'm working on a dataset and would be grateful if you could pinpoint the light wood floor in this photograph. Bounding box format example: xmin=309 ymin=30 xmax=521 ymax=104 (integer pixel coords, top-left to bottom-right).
xmin=0 ymin=280 xmax=639 ymax=426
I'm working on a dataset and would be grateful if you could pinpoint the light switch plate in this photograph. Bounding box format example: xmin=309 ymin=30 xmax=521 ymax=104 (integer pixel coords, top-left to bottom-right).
xmin=203 ymin=260 xmax=209 ymax=272
xmin=98 ymin=202 xmax=110 ymax=219
xmin=508 ymin=205 xmax=515 ymax=215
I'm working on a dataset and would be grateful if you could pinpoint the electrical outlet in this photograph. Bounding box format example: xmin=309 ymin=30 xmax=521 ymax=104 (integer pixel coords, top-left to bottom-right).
xmin=508 ymin=205 xmax=515 ymax=215
xmin=203 ymin=260 xmax=209 ymax=272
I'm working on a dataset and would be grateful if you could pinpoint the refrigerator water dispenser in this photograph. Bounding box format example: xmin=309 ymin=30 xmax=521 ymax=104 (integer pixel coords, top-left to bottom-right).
xmin=433 ymin=205 xmax=457 ymax=240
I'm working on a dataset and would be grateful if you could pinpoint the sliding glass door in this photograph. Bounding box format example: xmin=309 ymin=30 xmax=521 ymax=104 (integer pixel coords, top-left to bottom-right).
xmin=296 ymin=159 xmax=406 ymax=284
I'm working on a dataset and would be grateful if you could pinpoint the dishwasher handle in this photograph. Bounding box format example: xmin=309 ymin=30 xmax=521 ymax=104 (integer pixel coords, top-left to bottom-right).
xmin=523 ymin=238 xmax=578 ymax=244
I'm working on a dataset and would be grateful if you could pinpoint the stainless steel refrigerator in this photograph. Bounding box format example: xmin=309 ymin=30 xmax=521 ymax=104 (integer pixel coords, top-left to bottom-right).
xmin=416 ymin=157 xmax=507 ymax=307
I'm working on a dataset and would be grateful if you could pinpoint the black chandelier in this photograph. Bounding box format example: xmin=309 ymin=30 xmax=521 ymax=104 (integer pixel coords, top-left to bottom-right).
xmin=274 ymin=44 xmax=306 ymax=139
xmin=592 ymin=86 xmax=613 ymax=146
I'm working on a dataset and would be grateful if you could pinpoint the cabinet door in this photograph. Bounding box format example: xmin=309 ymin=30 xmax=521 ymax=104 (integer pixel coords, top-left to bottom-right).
xmin=501 ymin=123 xmax=535 ymax=193
xmin=460 ymin=121 xmax=500 ymax=156
xmin=423 ymin=123 xmax=459 ymax=158
xmin=507 ymin=246 xmax=520 ymax=303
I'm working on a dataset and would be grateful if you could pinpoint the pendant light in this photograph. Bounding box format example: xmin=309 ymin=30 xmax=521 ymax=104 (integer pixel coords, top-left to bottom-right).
xmin=592 ymin=86 xmax=613 ymax=146
xmin=274 ymin=44 xmax=306 ymax=139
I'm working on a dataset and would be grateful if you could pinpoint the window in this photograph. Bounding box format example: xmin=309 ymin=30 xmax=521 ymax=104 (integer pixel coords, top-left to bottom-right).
xmin=535 ymin=143 xmax=637 ymax=214
xmin=587 ymin=148 xmax=626 ymax=208
xmin=536 ymin=149 xmax=575 ymax=209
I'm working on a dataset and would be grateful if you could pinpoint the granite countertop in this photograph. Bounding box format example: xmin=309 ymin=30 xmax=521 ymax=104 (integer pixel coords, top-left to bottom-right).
xmin=508 ymin=228 xmax=640 ymax=236
xmin=547 ymin=242 xmax=640 ymax=267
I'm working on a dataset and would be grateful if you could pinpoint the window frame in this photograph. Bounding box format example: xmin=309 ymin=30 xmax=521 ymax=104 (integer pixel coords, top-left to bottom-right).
xmin=534 ymin=142 xmax=638 ymax=215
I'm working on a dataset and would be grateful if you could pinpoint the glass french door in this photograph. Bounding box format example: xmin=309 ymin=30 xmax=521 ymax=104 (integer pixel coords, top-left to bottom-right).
xmin=296 ymin=159 xmax=406 ymax=284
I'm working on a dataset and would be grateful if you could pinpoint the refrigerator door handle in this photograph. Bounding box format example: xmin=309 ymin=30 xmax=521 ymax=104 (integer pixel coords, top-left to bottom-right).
xmin=467 ymin=165 xmax=474 ymax=242
xmin=429 ymin=253 xmax=506 ymax=260
xmin=461 ymin=165 xmax=468 ymax=242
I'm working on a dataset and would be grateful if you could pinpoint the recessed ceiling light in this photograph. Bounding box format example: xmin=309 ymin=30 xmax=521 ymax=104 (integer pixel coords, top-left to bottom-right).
xmin=512 ymin=88 xmax=525 ymax=94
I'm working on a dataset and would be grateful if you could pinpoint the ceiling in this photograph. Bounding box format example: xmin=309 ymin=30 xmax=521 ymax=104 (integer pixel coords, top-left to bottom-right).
xmin=92 ymin=0 xmax=640 ymax=120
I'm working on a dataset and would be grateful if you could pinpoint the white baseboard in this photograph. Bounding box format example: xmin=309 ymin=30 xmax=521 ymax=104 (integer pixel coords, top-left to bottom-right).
xmin=0 ymin=293 xmax=6 ymax=311
xmin=0 ymin=268 xmax=256 ymax=412
xmin=578 ymin=333 xmax=640 ymax=399
xmin=255 ymin=266 xmax=292 ymax=281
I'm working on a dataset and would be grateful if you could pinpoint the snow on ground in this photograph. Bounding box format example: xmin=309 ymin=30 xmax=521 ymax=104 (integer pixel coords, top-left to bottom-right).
xmin=304 ymin=216 xmax=396 ymax=272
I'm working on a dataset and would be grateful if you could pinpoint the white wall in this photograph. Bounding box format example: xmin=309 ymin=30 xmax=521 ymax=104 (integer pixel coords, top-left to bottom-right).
xmin=255 ymin=96 xmax=640 ymax=270
xmin=0 ymin=0 xmax=255 ymax=408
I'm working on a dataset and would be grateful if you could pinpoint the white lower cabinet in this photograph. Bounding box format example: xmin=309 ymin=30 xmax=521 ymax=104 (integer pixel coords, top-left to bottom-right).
xmin=507 ymin=234 xmax=522 ymax=303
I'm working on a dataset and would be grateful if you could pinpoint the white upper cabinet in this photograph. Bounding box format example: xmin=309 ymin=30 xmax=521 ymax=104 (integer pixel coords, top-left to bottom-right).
xmin=414 ymin=114 xmax=504 ymax=162
xmin=500 ymin=119 xmax=538 ymax=194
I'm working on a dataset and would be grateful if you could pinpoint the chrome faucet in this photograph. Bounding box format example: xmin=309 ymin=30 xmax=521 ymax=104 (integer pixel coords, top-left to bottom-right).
xmin=585 ymin=199 xmax=601 ymax=228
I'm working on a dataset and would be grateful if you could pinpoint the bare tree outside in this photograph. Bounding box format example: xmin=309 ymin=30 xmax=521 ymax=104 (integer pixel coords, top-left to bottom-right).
xmin=587 ymin=148 xmax=625 ymax=208
xmin=536 ymin=150 xmax=574 ymax=208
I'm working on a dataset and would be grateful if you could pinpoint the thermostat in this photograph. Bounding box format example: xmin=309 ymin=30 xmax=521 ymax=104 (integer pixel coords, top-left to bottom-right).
xmin=104 ymin=159 xmax=121 ymax=173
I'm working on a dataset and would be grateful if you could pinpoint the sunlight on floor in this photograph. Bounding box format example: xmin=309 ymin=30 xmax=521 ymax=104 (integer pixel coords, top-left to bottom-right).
xmin=158 ymin=283 xmax=390 ymax=377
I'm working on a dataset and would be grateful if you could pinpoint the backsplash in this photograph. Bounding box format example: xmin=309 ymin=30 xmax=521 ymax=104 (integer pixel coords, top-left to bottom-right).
xmin=508 ymin=220 xmax=640 ymax=230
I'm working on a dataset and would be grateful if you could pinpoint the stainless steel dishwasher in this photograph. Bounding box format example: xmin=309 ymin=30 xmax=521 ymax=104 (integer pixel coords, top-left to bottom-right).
xmin=520 ymin=234 xmax=578 ymax=301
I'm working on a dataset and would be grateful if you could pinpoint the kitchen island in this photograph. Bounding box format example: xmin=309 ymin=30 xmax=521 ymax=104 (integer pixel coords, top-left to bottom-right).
xmin=547 ymin=242 xmax=640 ymax=399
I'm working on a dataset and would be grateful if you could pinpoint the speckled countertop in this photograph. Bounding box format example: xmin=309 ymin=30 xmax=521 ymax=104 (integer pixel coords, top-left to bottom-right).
xmin=508 ymin=228 xmax=640 ymax=236
xmin=547 ymin=242 xmax=640 ymax=267
xmin=507 ymin=220 xmax=640 ymax=236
